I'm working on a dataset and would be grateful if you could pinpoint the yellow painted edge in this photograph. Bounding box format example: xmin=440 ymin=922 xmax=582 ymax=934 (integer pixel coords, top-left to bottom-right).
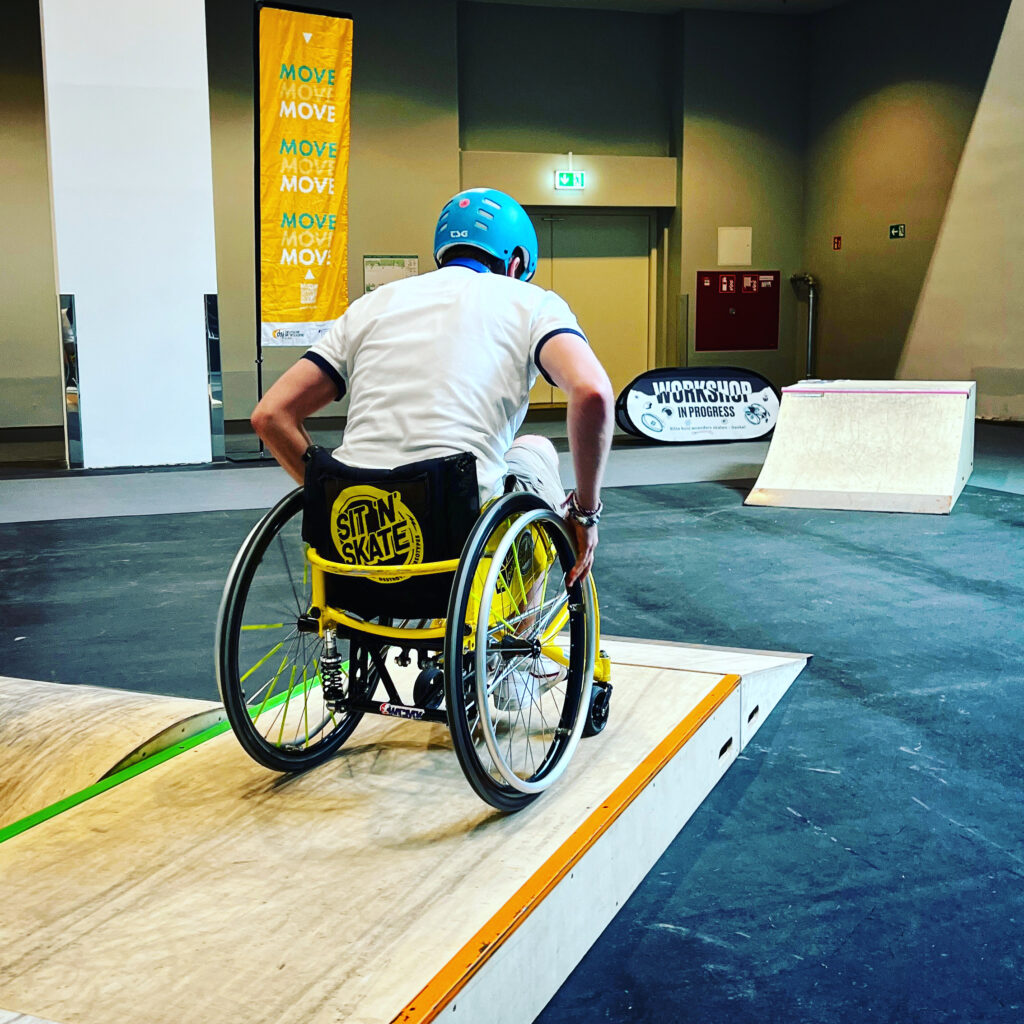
xmin=391 ymin=671 xmax=742 ymax=1024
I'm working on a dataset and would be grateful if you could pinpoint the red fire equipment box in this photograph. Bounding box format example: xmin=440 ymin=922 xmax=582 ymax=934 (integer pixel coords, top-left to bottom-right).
xmin=695 ymin=270 xmax=780 ymax=352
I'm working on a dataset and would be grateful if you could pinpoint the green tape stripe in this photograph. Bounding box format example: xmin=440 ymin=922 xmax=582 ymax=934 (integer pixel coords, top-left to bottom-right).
xmin=0 ymin=717 xmax=232 ymax=846
xmin=0 ymin=665 xmax=340 ymax=847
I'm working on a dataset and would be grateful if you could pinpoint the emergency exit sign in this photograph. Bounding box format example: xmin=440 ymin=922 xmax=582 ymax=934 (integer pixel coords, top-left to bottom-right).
xmin=889 ymin=223 xmax=906 ymax=239
xmin=555 ymin=170 xmax=585 ymax=190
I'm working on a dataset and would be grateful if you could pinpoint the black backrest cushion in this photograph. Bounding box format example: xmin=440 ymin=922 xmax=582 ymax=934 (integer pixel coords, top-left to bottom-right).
xmin=302 ymin=447 xmax=480 ymax=620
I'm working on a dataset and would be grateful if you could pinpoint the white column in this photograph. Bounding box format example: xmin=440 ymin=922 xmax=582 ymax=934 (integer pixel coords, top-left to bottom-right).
xmin=40 ymin=0 xmax=218 ymax=467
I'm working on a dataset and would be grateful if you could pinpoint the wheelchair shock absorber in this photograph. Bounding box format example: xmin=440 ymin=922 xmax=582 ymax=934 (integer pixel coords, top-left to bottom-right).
xmin=320 ymin=628 xmax=347 ymax=704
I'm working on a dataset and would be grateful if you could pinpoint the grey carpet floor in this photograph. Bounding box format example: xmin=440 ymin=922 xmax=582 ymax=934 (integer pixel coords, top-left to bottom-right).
xmin=1 ymin=480 xmax=1021 ymax=1022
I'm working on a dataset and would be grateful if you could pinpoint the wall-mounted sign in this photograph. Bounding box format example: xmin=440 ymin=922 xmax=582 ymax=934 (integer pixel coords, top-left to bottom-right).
xmin=258 ymin=4 xmax=353 ymax=348
xmin=363 ymin=255 xmax=418 ymax=294
xmin=616 ymin=366 xmax=780 ymax=444
xmin=833 ymin=235 xmax=842 ymax=250
xmin=554 ymin=170 xmax=585 ymax=190
xmin=889 ymin=223 xmax=906 ymax=239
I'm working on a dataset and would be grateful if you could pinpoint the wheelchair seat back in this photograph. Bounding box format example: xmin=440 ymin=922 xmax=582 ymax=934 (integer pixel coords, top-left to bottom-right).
xmin=302 ymin=446 xmax=480 ymax=620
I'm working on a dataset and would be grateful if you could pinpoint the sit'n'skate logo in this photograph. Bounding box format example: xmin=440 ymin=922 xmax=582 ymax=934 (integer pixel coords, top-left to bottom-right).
xmin=330 ymin=486 xmax=424 ymax=582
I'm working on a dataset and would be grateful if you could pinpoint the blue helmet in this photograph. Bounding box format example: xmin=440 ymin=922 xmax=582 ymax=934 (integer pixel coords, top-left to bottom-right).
xmin=433 ymin=188 xmax=538 ymax=281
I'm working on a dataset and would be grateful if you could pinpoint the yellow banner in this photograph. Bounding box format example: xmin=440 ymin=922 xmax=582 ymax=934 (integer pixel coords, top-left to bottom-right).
xmin=258 ymin=5 xmax=352 ymax=347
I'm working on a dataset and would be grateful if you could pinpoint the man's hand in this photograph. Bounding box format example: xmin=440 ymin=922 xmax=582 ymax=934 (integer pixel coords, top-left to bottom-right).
xmin=566 ymin=520 xmax=598 ymax=587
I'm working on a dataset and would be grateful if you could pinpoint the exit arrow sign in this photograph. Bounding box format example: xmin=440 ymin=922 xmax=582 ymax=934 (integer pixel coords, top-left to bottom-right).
xmin=555 ymin=170 xmax=585 ymax=190
xmin=889 ymin=223 xmax=906 ymax=239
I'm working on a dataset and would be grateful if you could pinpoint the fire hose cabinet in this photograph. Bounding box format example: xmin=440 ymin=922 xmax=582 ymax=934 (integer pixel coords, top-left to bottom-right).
xmin=695 ymin=271 xmax=780 ymax=351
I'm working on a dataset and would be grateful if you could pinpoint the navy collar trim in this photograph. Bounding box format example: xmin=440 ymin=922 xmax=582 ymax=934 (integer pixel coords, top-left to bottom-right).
xmin=444 ymin=256 xmax=490 ymax=274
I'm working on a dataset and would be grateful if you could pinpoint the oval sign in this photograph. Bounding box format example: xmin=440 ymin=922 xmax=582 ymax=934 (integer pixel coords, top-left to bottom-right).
xmin=616 ymin=366 xmax=780 ymax=443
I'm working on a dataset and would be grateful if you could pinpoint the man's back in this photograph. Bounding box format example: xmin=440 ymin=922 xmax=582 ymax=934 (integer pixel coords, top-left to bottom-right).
xmin=250 ymin=185 xmax=612 ymax=587
xmin=309 ymin=263 xmax=584 ymax=501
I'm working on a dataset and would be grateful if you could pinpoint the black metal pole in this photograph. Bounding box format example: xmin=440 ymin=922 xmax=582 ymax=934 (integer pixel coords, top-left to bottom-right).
xmin=790 ymin=273 xmax=817 ymax=379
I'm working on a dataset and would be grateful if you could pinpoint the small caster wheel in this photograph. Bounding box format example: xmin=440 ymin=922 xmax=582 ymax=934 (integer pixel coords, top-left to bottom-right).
xmin=413 ymin=666 xmax=444 ymax=710
xmin=583 ymin=681 xmax=612 ymax=737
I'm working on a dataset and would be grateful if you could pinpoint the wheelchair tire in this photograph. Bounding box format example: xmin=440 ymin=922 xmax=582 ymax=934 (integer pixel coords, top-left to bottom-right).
xmin=216 ymin=488 xmax=370 ymax=773
xmin=444 ymin=492 xmax=593 ymax=812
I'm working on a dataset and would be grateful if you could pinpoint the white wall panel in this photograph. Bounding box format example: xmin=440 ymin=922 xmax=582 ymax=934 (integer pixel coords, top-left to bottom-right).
xmin=41 ymin=0 xmax=217 ymax=466
xmin=900 ymin=0 xmax=1024 ymax=420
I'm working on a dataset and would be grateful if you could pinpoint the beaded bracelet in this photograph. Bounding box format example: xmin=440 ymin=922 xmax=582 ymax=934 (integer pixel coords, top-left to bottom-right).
xmin=563 ymin=490 xmax=603 ymax=527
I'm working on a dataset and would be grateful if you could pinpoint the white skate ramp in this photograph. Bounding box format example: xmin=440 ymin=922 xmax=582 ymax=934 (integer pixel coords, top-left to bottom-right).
xmin=746 ymin=380 xmax=976 ymax=514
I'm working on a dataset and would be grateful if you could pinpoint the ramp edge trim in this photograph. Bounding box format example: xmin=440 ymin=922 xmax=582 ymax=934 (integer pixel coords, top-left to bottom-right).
xmin=782 ymin=387 xmax=973 ymax=396
xmin=101 ymin=706 xmax=228 ymax=779
xmin=391 ymin=671 xmax=742 ymax=1024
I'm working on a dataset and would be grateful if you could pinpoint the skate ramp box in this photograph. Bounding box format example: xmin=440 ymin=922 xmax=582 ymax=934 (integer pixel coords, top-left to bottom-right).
xmin=746 ymin=380 xmax=975 ymax=514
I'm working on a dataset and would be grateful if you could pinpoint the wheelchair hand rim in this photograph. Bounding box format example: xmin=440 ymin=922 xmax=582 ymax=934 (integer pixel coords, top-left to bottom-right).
xmin=473 ymin=507 xmax=593 ymax=795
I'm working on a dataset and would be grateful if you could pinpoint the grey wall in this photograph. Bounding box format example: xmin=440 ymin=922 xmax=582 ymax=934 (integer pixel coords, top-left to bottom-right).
xmin=2 ymin=0 xmax=1018 ymax=447
xmin=0 ymin=0 xmax=62 ymax=430
xmin=803 ymin=0 xmax=1011 ymax=381
xmin=677 ymin=11 xmax=809 ymax=386
xmin=458 ymin=2 xmax=672 ymax=157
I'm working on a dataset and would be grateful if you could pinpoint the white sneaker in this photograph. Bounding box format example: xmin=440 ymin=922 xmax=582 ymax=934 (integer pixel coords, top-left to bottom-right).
xmin=493 ymin=667 xmax=535 ymax=711
xmin=531 ymin=657 xmax=568 ymax=694
xmin=492 ymin=658 xmax=567 ymax=711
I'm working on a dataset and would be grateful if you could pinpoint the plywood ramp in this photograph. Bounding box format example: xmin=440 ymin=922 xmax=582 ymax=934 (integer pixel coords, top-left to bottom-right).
xmin=0 ymin=677 xmax=220 ymax=830
xmin=746 ymin=380 xmax=976 ymax=514
xmin=0 ymin=641 xmax=806 ymax=1024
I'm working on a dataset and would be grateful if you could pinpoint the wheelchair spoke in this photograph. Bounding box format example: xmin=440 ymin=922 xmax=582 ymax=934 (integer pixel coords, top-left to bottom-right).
xmin=275 ymin=532 xmax=303 ymax=613
xmin=451 ymin=500 xmax=590 ymax=803
xmin=218 ymin=489 xmax=365 ymax=772
xmin=257 ymin=636 xmax=320 ymax=745
xmin=486 ymin=590 xmax=566 ymax=647
xmin=253 ymin=642 xmax=299 ymax=721
xmin=241 ymin=641 xmax=286 ymax=687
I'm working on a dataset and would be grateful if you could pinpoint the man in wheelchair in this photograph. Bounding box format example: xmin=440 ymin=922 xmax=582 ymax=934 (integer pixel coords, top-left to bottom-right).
xmin=221 ymin=188 xmax=614 ymax=810
xmin=251 ymin=187 xmax=613 ymax=588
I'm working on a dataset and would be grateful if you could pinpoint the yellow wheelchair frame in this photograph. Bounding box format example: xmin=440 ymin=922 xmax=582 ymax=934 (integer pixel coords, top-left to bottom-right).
xmin=217 ymin=487 xmax=612 ymax=812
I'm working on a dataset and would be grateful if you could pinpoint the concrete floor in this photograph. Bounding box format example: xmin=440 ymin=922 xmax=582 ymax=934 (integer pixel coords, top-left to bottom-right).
xmin=1 ymin=421 xmax=1022 ymax=1022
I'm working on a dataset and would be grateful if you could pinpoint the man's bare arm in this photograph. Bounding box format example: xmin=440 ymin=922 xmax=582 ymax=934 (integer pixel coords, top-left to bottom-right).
xmin=537 ymin=333 xmax=615 ymax=584
xmin=251 ymin=359 xmax=339 ymax=484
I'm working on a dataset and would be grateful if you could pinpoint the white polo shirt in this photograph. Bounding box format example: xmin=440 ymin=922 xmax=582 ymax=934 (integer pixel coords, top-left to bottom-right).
xmin=304 ymin=259 xmax=587 ymax=503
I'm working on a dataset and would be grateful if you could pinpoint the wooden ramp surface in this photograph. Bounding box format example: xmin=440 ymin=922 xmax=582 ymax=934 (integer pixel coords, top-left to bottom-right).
xmin=0 ymin=677 xmax=219 ymax=829
xmin=746 ymin=379 xmax=976 ymax=514
xmin=0 ymin=640 xmax=806 ymax=1024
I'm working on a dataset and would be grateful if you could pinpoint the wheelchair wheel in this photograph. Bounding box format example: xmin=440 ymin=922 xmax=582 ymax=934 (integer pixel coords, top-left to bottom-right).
xmin=216 ymin=488 xmax=371 ymax=772
xmin=444 ymin=493 xmax=594 ymax=812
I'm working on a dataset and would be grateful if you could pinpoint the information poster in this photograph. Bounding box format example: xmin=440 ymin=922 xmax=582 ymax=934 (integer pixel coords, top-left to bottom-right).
xmin=363 ymin=255 xmax=419 ymax=294
xmin=258 ymin=4 xmax=353 ymax=347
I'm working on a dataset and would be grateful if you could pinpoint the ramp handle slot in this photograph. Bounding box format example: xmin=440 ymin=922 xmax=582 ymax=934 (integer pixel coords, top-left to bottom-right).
xmin=747 ymin=704 xmax=760 ymax=724
xmin=718 ymin=736 xmax=734 ymax=759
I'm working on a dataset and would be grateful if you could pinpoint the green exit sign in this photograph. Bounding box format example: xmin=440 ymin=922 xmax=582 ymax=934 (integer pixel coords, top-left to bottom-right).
xmin=555 ymin=170 xmax=585 ymax=190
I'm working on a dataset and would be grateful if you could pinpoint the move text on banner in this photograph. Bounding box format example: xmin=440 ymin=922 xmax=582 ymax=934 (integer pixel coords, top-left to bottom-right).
xmin=258 ymin=5 xmax=352 ymax=347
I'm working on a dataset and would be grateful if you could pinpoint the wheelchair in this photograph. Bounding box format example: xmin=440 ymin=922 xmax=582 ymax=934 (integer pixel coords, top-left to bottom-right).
xmin=215 ymin=447 xmax=613 ymax=812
